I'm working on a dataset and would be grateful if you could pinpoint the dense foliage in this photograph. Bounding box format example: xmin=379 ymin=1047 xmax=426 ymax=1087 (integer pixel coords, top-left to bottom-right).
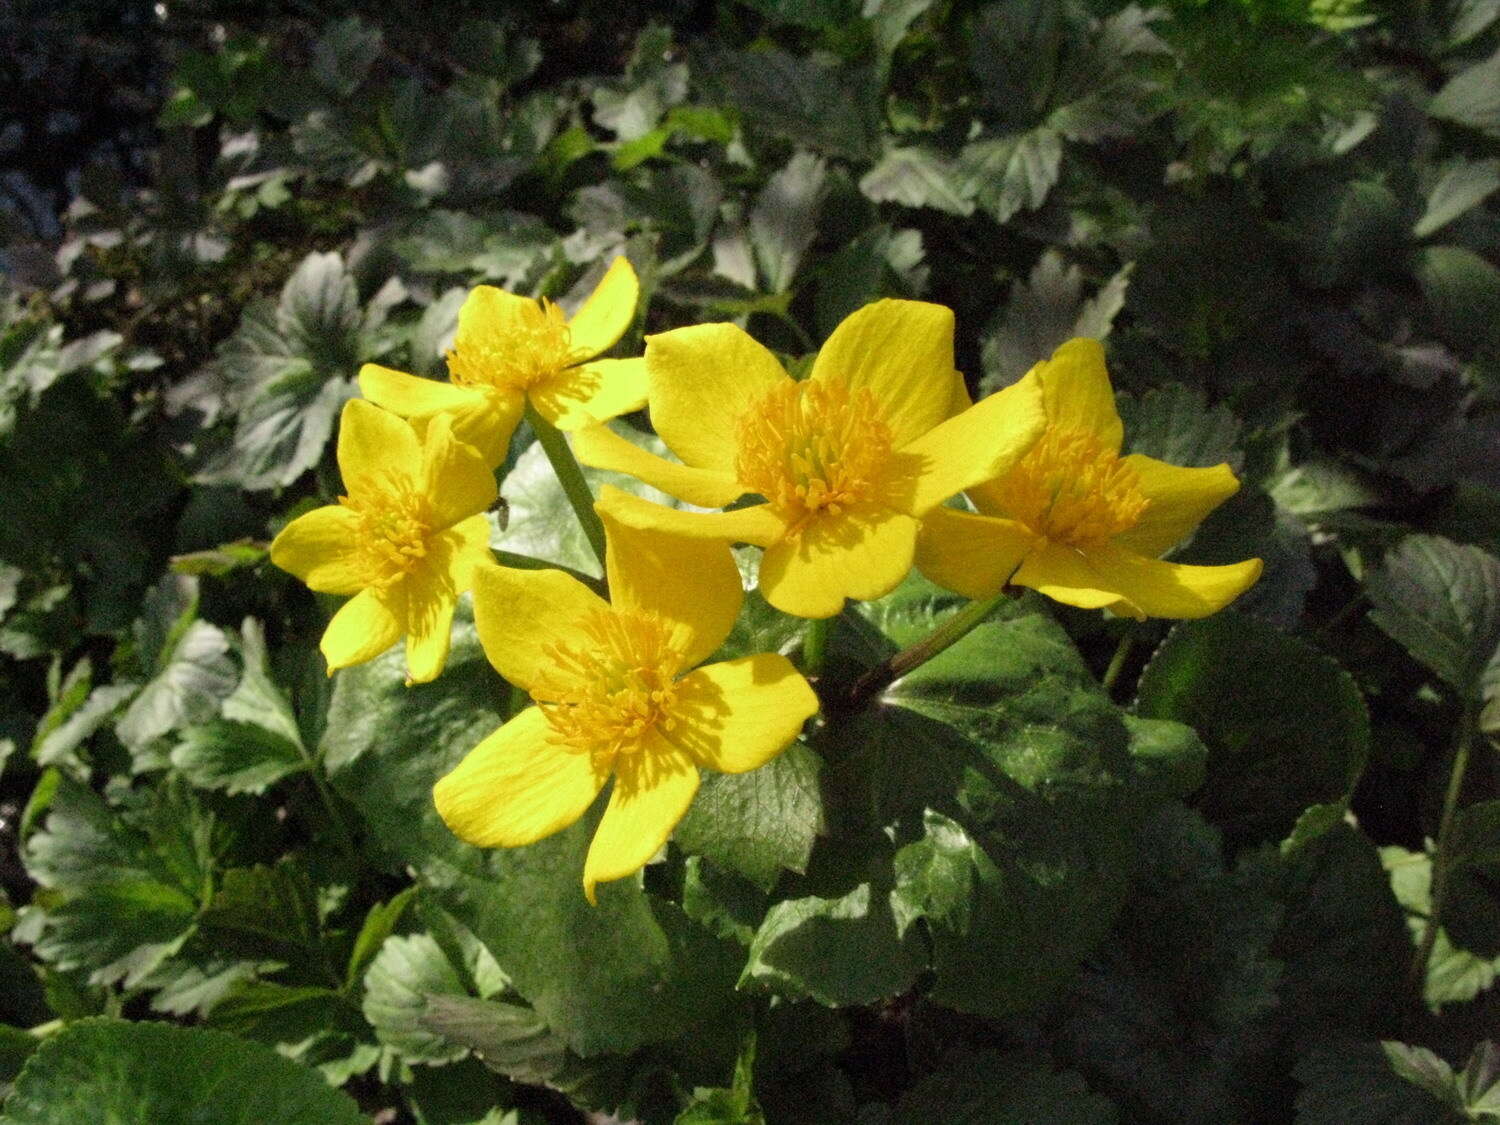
xmin=3 ymin=0 xmax=1500 ymax=1120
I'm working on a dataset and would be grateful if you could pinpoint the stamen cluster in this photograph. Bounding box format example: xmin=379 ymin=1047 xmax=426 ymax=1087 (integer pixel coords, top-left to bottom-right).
xmin=538 ymin=609 xmax=685 ymax=757
xmin=735 ymin=379 xmax=893 ymax=533
xmin=447 ymin=299 xmax=584 ymax=391
xmin=989 ymin=426 xmax=1148 ymax=548
xmin=340 ymin=480 xmax=433 ymax=588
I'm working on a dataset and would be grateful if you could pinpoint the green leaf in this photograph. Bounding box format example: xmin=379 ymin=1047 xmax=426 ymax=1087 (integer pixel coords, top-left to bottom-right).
xmin=199 ymin=861 xmax=324 ymax=967
xmin=321 ymin=618 xmax=739 ymax=1057
xmin=275 ymin=252 xmax=361 ymax=370
xmin=741 ymin=837 xmax=923 ymax=1007
xmin=732 ymin=0 xmax=855 ymax=27
xmin=414 ymin=995 xmax=574 ymax=1088
xmin=311 ymin=15 xmax=381 ymax=97
xmin=1382 ymin=844 xmax=1500 ymax=1008
xmin=980 ymin=252 xmax=1130 ymax=391
xmin=967 ymin=0 xmax=1064 ymax=128
xmin=859 ymin=147 xmax=974 ymax=216
xmin=1430 ymin=46 xmax=1500 ymax=138
xmin=23 ymin=778 xmax=210 ymax=988
xmin=344 ymin=887 xmax=415 ymax=991
xmin=363 ymin=934 xmax=485 ymax=1063
xmin=694 ymin=46 xmax=878 ymax=161
xmin=1446 ymin=800 xmax=1500 ymax=958
xmin=1118 ymin=383 xmax=1243 ymax=472
xmin=198 ymin=363 xmax=354 ymax=491
xmin=117 ymin=620 xmax=236 ymax=755
xmin=1293 ymin=1039 xmax=1465 ymax=1124
xmin=815 ymin=583 xmax=1149 ymax=1017
xmin=1417 ymin=246 xmax=1500 ymax=352
xmin=0 ymin=1019 xmax=364 ymax=1124
xmin=750 ymin=152 xmax=830 ymax=294
xmin=171 ymin=722 xmax=305 ymax=795
xmin=892 ymin=1050 xmax=1117 ymax=1124
xmin=673 ymin=743 xmax=823 ymax=893
xmin=1135 ymin=613 xmax=1368 ymax=848
xmin=813 ymin=224 xmax=927 ymax=339
xmin=956 ymin=129 xmax=1063 ymax=224
xmin=1366 ymin=534 xmax=1500 ymax=698
xmin=1415 ymin=158 xmax=1500 ymax=239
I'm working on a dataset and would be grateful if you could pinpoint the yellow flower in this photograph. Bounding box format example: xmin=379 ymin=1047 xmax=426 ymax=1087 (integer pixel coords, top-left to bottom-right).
xmin=433 ymin=512 xmax=819 ymax=903
xmin=269 ymin=399 xmax=496 ymax=682
xmin=917 ymin=338 xmax=1262 ymax=619
xmin=358 ymin=257 xmax=646 ymax=465
xmin=572 ymin=299 xmax=1046 ymax=619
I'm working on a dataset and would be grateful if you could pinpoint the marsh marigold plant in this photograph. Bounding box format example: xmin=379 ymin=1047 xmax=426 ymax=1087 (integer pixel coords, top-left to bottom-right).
xmin=433 ymin=512 xmax=819 ymax=902
xmin=575 ymin=299 xmax=1046 ymax=618
xmin=269 ymin=399 xmax=496 ymax=682
xmin=917 ymin=338 xmax=1262 ymax=618
xmin=359 ymin=257 xmax=647 ymax=465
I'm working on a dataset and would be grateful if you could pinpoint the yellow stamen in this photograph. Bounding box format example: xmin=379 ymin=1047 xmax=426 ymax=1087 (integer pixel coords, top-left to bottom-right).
xmin=339 ymin=476 xmax=433 ymax=588
xmin=735 ymin=379 xmax=893 ymax=534
xmin=537 ymin=609 xmax=685 ymax=758
xmin=447 ymin=298 xmax=587 ymax=392
xmin=989 ymin=426 xmax=1148 ymax=548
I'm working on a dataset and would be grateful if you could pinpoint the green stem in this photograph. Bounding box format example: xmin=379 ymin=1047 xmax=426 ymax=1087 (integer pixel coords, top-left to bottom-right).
xmin=304 ymin=759 xmax=359 ymax=864
xmin=803 ymin=617 xmax=830 ymax=677
xmin=845 ymin=581 xmax=1016 ymax=711
xmin=1410 ymin=706 xmax=1478 ymax=990
xmin=1102 ymin=635 xmax=1134 ymax=695
xmin=526 ymin=403 xmax=607 ymax=571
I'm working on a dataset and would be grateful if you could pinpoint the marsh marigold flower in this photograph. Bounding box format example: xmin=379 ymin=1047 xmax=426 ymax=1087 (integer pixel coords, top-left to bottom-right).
xmin=917 ymin=338 xmax=1262 ymax=618
xmin=433 ymin=513 xmax=818 ymax=901
xmin=269 ymin=399 xmax=496 ymax=682
xmin=359 ymin=257 xmax=646 ymax=465
xmin=572 ymin=299 xmax=1046 ymax=619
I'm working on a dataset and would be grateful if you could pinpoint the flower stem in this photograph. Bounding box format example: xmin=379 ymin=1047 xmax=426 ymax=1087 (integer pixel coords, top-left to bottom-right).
xmin=803 ymin=617 xmax=830 ymax=677
xmin=1102 ymin=634 xmax=1134 ymax=695
xmin=845 ymin=578 xmax=1018 ymax=711
xmin=525 ymin=403 xmax=607 ymax=571
xmin=1410 ymin=705 xmax=1478 ymax=990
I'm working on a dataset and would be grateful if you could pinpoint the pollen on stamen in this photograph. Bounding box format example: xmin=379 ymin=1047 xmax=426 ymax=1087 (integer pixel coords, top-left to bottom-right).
xmin=340 ymin=476 xmax=433 ymax=588
xmin=988 ymin=426 xmax=1149 ymax=549
xmin=734 ymin=378 xmax=893 ymax=534
xmin=446 ymin=297 xmax=588 ymax=392
xmin=537 ymin=609 xmax=686 ymax=758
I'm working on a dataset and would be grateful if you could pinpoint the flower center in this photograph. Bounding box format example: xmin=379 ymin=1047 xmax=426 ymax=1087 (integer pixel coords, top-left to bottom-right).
xmin=734 ymin=379 xmax=893 ymax=534
xmin=339 ymin=478 xmax=433 ymax=588
xmin=447 ymin=298 xmax=585 ymax=392
xmin=988 ymin=426 xmax=1148 ymax=549
xmin=537 ymin=609 xmax=685 ymax=757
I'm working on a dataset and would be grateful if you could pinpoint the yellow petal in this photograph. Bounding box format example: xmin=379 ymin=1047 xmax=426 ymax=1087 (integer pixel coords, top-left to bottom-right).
xmin=646 ymin=323 xmax=789 ymax=473
xmin=595 ymin=486 xmax=787 ymax=548
xmin=600 ymin=506 xmax=743 ymax=668
xmin=436 ymin=514 xmax=496 ymax=592
xmin=1034 ymin=337 xmax=1123 ymax=452
xmin=421 ymin=414 xmax=498 ymax=529
xmin=269 ymin=505 xmax=364 ymax=594
xmin=669 ymin=655 xmax=818 ymax=773
xmin=455 ymin=285 xmax=537 ymax=354
xmin=893 ymin=373 xmax=1046 ymax=516
xmin=809 ymin=300 xmax=958 ymax=447
xmin=573 ymin=423 xmax=744 ymax=508
xmin=445 ymin=388 xmax=526 ymax=467
xmin=758 ymin=504 xmax=919 ymax=619
xmin=471 ymin=562 xmax=611 ymax=695
xmin=1015 ymin=541 xmax=1263 ymax=619
xmin=1112 ymin=455 xmax=1240 ymax=558
xmin=433 ymin=706 xmax=608 ymax=848
xmin=565 ymin=256 xmax=639 ymax=360
xmin=915 ymin=507 xmax=1037 ymax=600
xmin=321 ymin=587 xmax=402 ymax=673
xmin=583 ymin=734 xmax=699 ymax=904
xmin=338 ymin=398 xmax=422 ymax=496
xmin=529 ymin=357 xmax=648 ymax=431
xmin=359 ymin=363 xmax=482 ymax=416
xmin=403 ymin=582 xmax=456 ymax=685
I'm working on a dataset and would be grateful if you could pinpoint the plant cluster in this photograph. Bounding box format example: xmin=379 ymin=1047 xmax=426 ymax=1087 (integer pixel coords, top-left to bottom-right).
xmin=2 ymin=0 xmax=1500 ymax=1122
